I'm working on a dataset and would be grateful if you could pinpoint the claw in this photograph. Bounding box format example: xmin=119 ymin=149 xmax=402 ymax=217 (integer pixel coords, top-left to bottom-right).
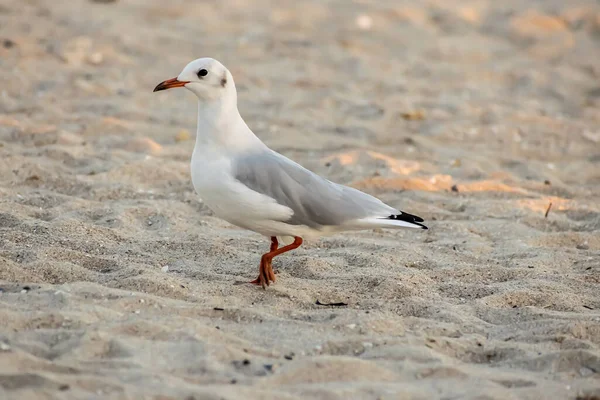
xmin=250 ymin=258 xmax=274 ymax=289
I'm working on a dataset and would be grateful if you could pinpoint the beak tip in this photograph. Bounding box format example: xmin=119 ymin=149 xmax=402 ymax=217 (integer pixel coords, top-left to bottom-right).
xmin=153 ymin=77 xmax=187 ymax=93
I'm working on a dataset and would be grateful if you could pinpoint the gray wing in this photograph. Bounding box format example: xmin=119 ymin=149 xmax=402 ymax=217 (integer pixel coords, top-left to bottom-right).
xmin=232 ymin=150 xmax=398 ymax=228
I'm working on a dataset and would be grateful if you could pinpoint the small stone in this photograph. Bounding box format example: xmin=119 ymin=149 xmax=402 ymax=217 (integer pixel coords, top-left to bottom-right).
xmin=346 ymin=324 xmax=357 ymax=329
xmin=451 ymin=184 xmax=459 ymax=193
xmin=61 ymin=36 xmax=94 ymax=66
xmin=362 ymin=342 xmax=373 ymax=348
xmin=161 ymin=265 xmax=169 ymax=273
xmin=400 ymin=110 xmax=425 ymax=120
xmin=87 ymin=52 xmax=104 ymax=65
xmin=579 ymin=367 xmax=594 ymax=377
xmin=3 ymin=39 xmax=15 ymax=49
xmin=175 ymin=129 xmax=192 ymax=142
xmin=0 ymin=342 xmax=11 ymax=351
xmin=356 ymin=14 xmax=373 ymax=30
xmin=576 ymin=244 xmax=589 ymax=250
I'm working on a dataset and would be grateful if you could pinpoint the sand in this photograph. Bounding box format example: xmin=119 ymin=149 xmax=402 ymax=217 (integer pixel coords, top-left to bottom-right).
xmin=1 ymin=0 xmax=600 ymax=398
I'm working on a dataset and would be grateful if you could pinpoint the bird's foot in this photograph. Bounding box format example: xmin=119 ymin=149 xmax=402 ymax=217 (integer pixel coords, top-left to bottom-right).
xmin=249 ymin=257 xmax=276 ymax=289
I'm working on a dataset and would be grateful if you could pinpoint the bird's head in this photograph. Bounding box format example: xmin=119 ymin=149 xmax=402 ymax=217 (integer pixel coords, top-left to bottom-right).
xmin=153 ymin=57 xmax=234 ymax=102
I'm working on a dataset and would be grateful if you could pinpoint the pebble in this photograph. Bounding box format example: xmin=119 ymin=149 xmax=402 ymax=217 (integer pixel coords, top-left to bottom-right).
xmin=61 ymin=36 xmax=94 ymax=66
xmin=175 ymin=129 xmax=192 ymax=142
xmin=356 ymin=14 xmax=373 ymax=30
xmin=401 ymin=110 xmax=425 ymax=120
xmin=161 ymin=265 xmax=169 ymax=273
xmin=87 ymin=52 xmax=104 ymax=65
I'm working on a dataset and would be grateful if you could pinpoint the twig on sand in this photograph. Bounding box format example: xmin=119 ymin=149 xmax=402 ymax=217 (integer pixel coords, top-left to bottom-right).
xmin=544 ymin=202 xmax=552 ymax=218
xmin=316 ymin=300 xmax=348 ymax=307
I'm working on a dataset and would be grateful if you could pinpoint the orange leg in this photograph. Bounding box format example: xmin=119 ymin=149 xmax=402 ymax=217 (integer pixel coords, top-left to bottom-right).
xmin=264 ymin=236 xmax=279 ymax=283
xmin=250 ymin=236 xmax=303 ymax=289
xmin=270 ymin=236 xmax=279 ymax=252
xmin=250 ymin=237 xmax=278 ymax=287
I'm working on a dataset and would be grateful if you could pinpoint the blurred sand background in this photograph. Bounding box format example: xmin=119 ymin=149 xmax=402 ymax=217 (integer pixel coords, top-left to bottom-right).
xmin=1 ymin=0 xmax=600 ymax=398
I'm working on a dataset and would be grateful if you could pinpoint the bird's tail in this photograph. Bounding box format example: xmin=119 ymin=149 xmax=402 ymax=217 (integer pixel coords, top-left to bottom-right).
xmin=351 ymin=211 xmax=428 ymax=230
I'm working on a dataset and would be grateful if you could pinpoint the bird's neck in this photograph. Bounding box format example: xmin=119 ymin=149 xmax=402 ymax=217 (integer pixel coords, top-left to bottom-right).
xmin=194 ymin=97 xmax=263 ymax=154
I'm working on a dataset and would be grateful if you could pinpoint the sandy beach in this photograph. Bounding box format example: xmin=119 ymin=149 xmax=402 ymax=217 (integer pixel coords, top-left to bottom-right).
xmin=1 ymin=0 xmax=600 ymax=398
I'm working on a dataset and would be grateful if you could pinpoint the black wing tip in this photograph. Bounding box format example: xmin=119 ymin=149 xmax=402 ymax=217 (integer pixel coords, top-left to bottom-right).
xmin=408 ymin=220 xmax=428 ymax=229
xmin=388 ymin=211 xmax=428 ymax=229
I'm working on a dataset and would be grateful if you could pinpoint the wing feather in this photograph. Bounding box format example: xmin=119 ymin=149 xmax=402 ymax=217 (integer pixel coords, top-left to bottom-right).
xmin=232 ymin=150 xmax=398 ymax=228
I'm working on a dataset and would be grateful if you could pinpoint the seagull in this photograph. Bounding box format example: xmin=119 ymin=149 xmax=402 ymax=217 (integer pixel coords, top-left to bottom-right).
xmin=154 ymin=58 xmax=428 ymax=289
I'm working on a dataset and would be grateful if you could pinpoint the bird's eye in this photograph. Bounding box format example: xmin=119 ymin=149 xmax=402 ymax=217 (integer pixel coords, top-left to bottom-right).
xmin=197 ymin=69 xmax=208 ymax=78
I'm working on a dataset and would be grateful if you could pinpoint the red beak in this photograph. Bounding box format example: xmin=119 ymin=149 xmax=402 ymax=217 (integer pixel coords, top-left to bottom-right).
xmin=153 ymin=77 xmax=189 ymax=92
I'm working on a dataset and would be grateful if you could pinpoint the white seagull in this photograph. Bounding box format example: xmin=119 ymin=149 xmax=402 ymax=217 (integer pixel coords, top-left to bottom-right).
xmin=154 ymin=58 xmax=427 ymax=288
